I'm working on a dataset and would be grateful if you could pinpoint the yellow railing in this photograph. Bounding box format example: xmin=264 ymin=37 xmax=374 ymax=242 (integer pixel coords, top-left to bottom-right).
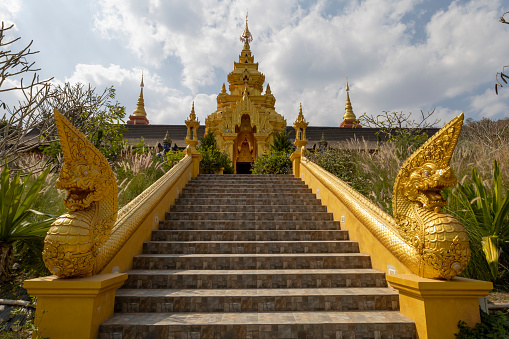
xmin=292 ymin=149 xmax=492 ymax=339
xmin=99 ymin=155 xmax=192 ymax=273
xmin=25 ymin=150 xmax=199 ymax=339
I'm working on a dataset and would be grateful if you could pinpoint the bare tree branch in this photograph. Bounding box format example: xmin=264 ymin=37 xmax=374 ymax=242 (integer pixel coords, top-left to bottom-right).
xmin=0 ymin=22 xmax=54 ymax=168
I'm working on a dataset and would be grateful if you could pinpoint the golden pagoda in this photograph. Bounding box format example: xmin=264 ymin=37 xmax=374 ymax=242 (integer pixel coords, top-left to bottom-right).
xmin=205 ymin=15 xmax=286 ymax=173
xmin=127 ymin=74 xmax=149 ymax=125
xmin=340 ymin=77 xmax=361 ymax=128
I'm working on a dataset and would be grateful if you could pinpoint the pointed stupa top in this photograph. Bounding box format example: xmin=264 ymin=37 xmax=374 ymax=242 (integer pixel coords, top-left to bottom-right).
xmin=240 ymin=13 xmax=253 ymax=43
xmin=163 ymin=131 xmax=172 ymax=144
xmin=295 ymin=103 xmax=306 ymax=123
xmin=343 ymin=77 xmax=356 ymax=120
xmin=266 ymin=83 xmax=272 ymax=95
xmin=132 ymin=73 xmax=147 ymax=117
xmin=189 ymin=101 xmax=196 ymax=121
xmin=221 ymin=83 xmax=227 ymax=94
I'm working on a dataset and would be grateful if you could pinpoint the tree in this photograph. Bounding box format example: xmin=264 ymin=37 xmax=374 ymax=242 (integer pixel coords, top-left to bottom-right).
xmin=270 ymin=130 xmax=294 ymax=153
xmin=495 ymin=11 xmax=509 ymax=94
xmin=39 ymin=83 xmax=127 ymax=161
xmin=0 ymin=22 xmax=54 ymax=169
xmin=359 ymin=110 xmax=440 ymax=160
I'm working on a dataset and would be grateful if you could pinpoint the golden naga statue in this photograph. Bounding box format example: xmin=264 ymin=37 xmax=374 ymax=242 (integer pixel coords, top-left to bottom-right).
xmin=392 ymin=113 xmax=470 ymax=279
xmin=42 ymin=110 xmax=118 ymax=278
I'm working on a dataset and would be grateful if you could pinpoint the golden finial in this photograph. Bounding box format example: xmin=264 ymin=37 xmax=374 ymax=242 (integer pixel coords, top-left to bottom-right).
xmin=190 ymin=101 xmax=196 ymax=121
xmin=132 ymin=73 xmax=147 ymax=117
xmin=343 ymin=77 xmax=356 ymax=120
xmin=266 ymin=83 xmax=272 ymax=95
xmin=240 ymin=12 xmax=253 ymax=43
xmin=221 ymin=83 xmax=227 ymax=94
xmin=296 ymin=103 xmax=306 ymax=123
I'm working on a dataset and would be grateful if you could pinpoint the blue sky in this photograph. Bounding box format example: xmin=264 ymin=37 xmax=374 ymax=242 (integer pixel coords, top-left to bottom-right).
xmin=2 ymin=0 xmax=509 ymax=127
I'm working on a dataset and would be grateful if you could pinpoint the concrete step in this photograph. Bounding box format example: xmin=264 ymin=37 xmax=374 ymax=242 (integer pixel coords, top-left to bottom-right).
xmin=142 ymin=240 xmax=359 ymax=254
xmin=122 ymin=269 xmax=388 ymax=289
xmin=174 ymin=196 xmax=322 ymax=206
xmin=165 ymin=211 xmax=333 ymax=221
xmin=113 ymin=287 xmax=400 ymax=313
xmin=159 ymin=220 xmax=342 ymax=231
xmin=193 ymin=174 xmax=298 ymax=181
xmin=182 ymin=187 xmax=313 ymax=194
xmin=174 ymin=192 xmax=318 ymax=201
xmin=132 ymin=253 xmax=371 ymax=270
xmin=99 ymin=311 xmax=415 ymax=339
xmin=170 ymin=204 xmax=328 ymax=214
xmin=151 ymin=229 xmax=349 ymax=241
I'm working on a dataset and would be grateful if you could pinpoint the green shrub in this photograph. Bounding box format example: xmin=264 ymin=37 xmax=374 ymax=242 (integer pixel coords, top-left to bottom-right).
xmin=251 ymin=151 xmax=292 ymax=174
xmin=446 ymin=160 xmax=509 ymax=282
xmin=455 ymin=310 xmax=509 ymax=338
xmin=197 ymin=131 xmax=233 ymax=174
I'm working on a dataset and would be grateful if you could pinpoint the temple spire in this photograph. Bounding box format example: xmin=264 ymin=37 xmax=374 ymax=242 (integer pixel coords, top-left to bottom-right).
xmin=240 ymin=12 xmax=253 ymax=43
xmin=127 ymin=73 xmax=149 ymax=125
xmin=340 ymin=77 xmax=361 ymax=128
xmin=343 ymin=77 xmax=356 ymax=121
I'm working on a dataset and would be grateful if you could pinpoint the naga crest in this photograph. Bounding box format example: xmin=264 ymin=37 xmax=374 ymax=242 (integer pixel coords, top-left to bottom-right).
xmin=42 ymin=110 xmax=118 ymax=278
xmin=393 ymin=113 xmax=470 ymax=279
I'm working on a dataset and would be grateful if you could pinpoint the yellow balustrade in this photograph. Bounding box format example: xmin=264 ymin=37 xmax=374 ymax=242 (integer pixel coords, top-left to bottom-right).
xmin=25 ymin=147 xmax=198 ymax=339
xmin=290 ymin=114 xmax=493 ymax=338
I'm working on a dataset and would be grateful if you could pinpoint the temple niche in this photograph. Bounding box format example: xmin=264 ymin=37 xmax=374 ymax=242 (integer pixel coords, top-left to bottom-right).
xmin=205 ymin=17 xmax=286 ymax=173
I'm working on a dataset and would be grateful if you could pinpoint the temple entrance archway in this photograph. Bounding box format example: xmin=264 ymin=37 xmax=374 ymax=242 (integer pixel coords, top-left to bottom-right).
xmin=233 ymin=114 xmax=256 ymax=173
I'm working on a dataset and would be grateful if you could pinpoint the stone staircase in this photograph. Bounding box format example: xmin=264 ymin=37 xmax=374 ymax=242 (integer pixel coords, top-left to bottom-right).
xmin=99 ymin=174 xmax=415 ymax=339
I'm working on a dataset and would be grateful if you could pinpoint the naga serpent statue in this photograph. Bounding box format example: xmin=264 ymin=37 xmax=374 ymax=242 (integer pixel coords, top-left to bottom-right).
xmin=392 ymin=113 xmax=470 ymax=279
xmin=43 ymin=110 xmax=118 ymax=278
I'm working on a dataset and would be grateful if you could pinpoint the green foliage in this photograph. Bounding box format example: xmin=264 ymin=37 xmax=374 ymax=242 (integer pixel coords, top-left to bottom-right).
xmin=455 ymin=310 xmax=509 ymax=338
xmin=308 ymin=148 xmax=370 ymax=197
xmin=251 ymin=151 xmax=292 ymax=174
xmin=270 ymin=130 xmax=294 ymax=153
xmin=252 ymin=130 xmax=293 ymax=174
xmin=197 ymin=131 xmax=233 ymax=174
xmin=41 ymin=85 xmax=127 ymax=162
xmin=0 ymin=163 xmax=56 ymax=282
xmin=446 ymin=160 xmax=509 ymax=281
xmin=166 ymin=150 xmax=185 ymax=168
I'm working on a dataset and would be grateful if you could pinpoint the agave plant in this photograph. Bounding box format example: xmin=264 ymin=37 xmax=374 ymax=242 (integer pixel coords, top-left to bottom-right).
xmin=452 ymin=160 xmax=509 ymax=280
xmin=0 ymin=163 xmax=56 ymax=282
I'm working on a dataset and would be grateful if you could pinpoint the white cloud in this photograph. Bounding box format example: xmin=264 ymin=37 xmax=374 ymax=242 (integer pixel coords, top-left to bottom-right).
xmin=68 ymin=0 xmax=509 ymax=126
xmin=62 ymin=63 xmax=216 ymax=124
xmin=470 ymin=87 xmax=509 ymax=118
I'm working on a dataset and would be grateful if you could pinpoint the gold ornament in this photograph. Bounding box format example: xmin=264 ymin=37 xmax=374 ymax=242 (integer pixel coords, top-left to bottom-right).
xmin=43 ymin=110 xmax=118 ymax=278
xmin=393 ymin=113 xmax=470 ymax=279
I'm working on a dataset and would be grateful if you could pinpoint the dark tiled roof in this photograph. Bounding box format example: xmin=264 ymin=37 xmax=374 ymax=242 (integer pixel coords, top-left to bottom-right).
xmin=122 ymin=124 xmax=439 ymax=149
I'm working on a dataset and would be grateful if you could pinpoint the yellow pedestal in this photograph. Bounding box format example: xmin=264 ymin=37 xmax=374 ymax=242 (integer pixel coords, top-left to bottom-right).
xmin=387 ymin=274 xmax=493 ymax=339
xmin=24 ymin=273 xmax=127 ymax=339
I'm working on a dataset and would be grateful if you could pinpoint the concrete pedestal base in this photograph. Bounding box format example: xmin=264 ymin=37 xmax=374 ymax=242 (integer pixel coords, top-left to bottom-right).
xmin=387 ymin=274 xmax=493 ymax=339
xmin=24 ymin=273 xmax=127 ymax=339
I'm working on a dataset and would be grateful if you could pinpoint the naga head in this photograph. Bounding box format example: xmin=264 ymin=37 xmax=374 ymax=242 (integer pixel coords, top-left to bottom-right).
xmin=394 ymin=113 xmax=464 ymax=216
xmin=57 ymin=161 xmax=109 ymax=211
xmin=53 ymin=109 xmax=117 ymax=212
xmin=402 ymin=162 xmax=457 ymax=212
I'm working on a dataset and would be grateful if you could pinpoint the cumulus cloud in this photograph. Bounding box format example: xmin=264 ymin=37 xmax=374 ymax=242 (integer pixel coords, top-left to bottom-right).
xmin=63 ymin=63 xmax=215 ymax=124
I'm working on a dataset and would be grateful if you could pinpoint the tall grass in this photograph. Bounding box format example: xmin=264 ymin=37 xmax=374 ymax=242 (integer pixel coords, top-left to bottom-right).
xmin=311 ymin=120 xmax=509 ymax=283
